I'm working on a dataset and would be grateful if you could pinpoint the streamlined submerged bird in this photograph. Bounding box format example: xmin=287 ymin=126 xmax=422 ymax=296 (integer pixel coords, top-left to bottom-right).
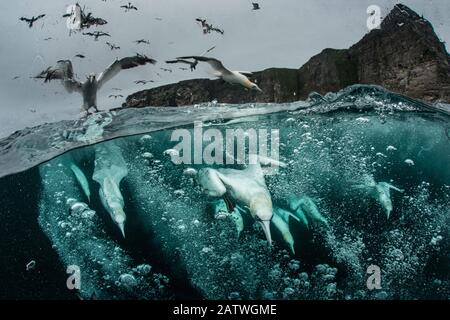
xmin=194 ymin=155 xmax=286 ymax=246
xmin=177 ymin=56 xmax=262 ymax=92
xmin=41 ymin=54 xmax=156 ymax=112
xmin=354 ymin=174 xmax=404 ymax=219
xmin=19 ymin=14 xmax=45 ymax=28
xmin=93 ymin=142 xmax=129 ymax=238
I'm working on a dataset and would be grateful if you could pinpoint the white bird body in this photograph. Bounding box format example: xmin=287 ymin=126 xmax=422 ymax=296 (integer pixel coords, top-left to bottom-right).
xmin=197 ymin=159 xmax=273 ymax=245
xmin=177 ymin=56 xmax=262 ymax=92
xmin=354 ymin=175 xmax=404 ymax=219
xmin=43 ymin=55 xmax=156 ymax=112
xmin=93 ymin=142 xmax=129 ymax=237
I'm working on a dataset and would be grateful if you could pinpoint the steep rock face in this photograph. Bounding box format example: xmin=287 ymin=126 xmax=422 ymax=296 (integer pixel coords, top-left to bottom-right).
xmin=349 ymin=3 xmax=450 ymax=102
xmin=123 ymin=4 xmax=450 ymax=108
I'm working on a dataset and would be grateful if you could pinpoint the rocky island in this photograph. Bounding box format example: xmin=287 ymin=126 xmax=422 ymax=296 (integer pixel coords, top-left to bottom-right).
xmin=123 ymin=4 xmax=450 ymax=108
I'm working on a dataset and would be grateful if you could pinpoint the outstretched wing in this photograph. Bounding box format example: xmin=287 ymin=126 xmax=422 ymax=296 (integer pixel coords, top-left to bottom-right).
xmin=56 ymin=60 xmax=75 ymax=79
xmin=176 ymin=56 xmax=231 ymax=75
xmin=236 ymin=71 xmax=253 ymax=77
xmin=166 ymin=59 xmax=192 ymax=65
xmin=97 ymin=54 xmax=157 ymax=88
xmin=63 ymin=79 xmax=83 ymax=94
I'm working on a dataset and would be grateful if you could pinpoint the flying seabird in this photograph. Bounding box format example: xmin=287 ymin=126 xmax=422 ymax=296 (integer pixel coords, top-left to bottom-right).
xmin=120 ymin=2 xmax=138 ymax=11
xmin=82 ymin=12 xmax=107 ymax=28
xmin=35 ymin=60 xmax=74 ymax=83
xmin=166 ymin=59 xmax=198 ymax=71
xmin=19 ymin=14 xmax=45 ymax=28
xmin=63 ymin=4 xmax=107 ymax=29
xmin=42 ymin=54 xmax=156 ymax=112
xmin=106 ymin=42 xmax=120 ymax=50
xmin=134 ymin=80 xmax=154 ymax=85
xmin=109 ymin=94 xmax=124 ymax=99
xmin=176 ymin=56 xmax=262 ymax=92
xmin=252 ymin=2 xmax=261 ymax=10
xmin=83 ymin=31 xmax=110 ymax=41
xmin=195 ymin=18 xmax=224 ymax=35
xmin=166 ymin=46 xmax=215 ymax=71
xmin=134 ymin=39 xmax=150 ymax=45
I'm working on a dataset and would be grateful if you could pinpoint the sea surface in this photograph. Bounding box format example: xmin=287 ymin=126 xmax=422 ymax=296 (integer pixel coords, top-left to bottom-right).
xmin=0 ymin=85 xmax=449 ymax=299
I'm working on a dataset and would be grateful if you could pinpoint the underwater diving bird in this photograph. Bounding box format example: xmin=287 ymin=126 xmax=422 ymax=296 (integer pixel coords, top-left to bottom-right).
xmin=212 ymin=198 xmax=245 ymax=237
xmin=195 ymin=155 xmax=285 ymax=246
xmin=252 ymin=2 xmax=261 ymax=10
xmin=176 ymin=56 xmax=262 ymax=92
xmin=287 ymin=195 xmax=328 ymax=227
xmin=43 ymin=54 xmax=156 ymax=112
xmin=354 ymin=175 xmax=404 ymax=219
xmin=69 ymin=163 xmax=91 ymax=202
xmin=75 ymin=54 xmax=86 ymax=59
xmin=271 ymin=208 xmax=296 ymax=254
xmin=19 ymin=14 xmax=45 ymax=28
xmin=93 ymin=142 xmax=128 ymax=238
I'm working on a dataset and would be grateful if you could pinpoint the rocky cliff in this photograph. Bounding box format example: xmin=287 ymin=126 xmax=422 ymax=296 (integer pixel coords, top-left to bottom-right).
xmin=123 ymin=4 xmax=450 ymax=108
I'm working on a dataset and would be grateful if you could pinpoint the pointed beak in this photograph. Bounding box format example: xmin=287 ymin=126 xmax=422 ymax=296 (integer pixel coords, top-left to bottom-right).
xmin=118 ymin=222 xmax=126 ymax=238
xmin=255 ymin=86 xmax=263 ymax=93
xmin=259 ymin=220 xmax=272 ymax=246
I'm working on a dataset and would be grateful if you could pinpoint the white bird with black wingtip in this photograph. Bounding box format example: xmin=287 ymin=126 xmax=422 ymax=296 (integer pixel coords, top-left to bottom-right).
xmin=38 ymin=54 xmax=156 ymax=113
xmin=177 ymin=56 xmax=263 ymax=92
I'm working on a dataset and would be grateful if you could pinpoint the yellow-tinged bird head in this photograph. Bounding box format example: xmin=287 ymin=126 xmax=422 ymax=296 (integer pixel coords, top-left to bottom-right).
xmin=244 ymin=79 xmax=263 ymax=92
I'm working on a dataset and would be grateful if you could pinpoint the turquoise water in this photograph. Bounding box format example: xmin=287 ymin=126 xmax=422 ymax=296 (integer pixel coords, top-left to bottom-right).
xmin=1 ymin=85 xmax=449 ymax=299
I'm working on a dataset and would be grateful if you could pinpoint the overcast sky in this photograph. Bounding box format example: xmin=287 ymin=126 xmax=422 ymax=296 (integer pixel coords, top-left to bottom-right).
xmin=0 ymin=0 xmax=449 ymax=138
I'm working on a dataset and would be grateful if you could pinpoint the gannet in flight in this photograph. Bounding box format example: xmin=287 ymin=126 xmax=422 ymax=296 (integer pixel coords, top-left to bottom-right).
xmin=19 ymin=14 xmax=45 ymax=28
xmin=177 ymin=56 xmax=262 ymax=92
xmin=45 ymin=54 xmax=156 ymax=112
